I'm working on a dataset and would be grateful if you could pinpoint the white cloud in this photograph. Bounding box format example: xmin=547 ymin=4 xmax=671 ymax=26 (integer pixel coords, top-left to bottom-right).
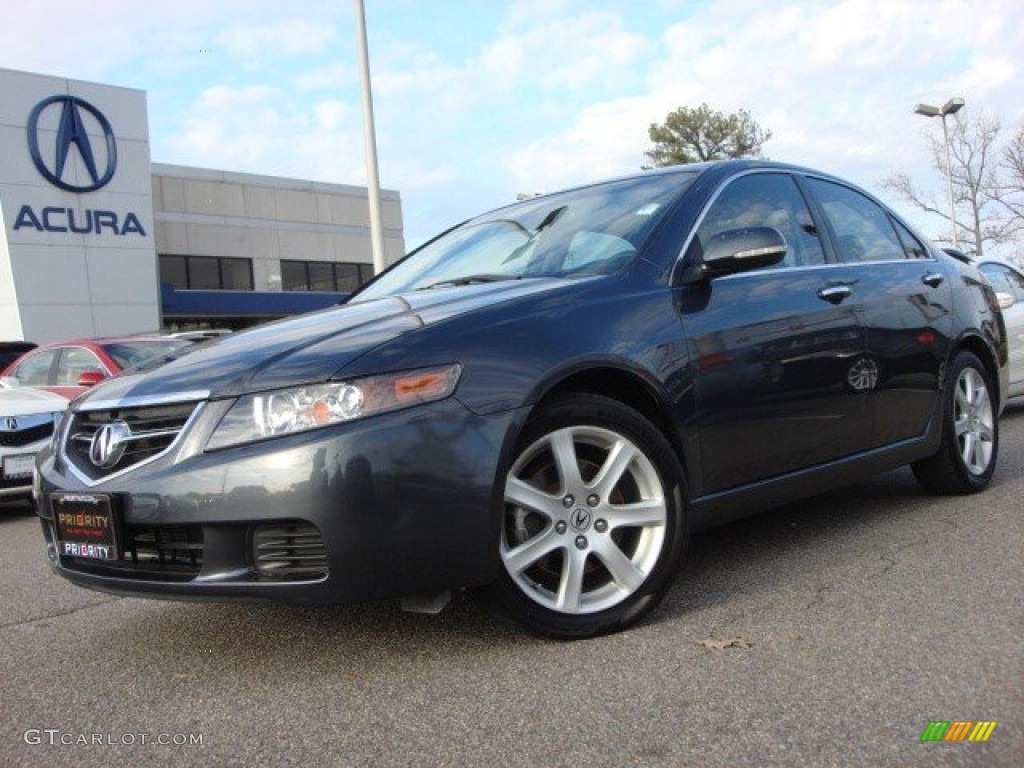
xmin=166 ymin=85 xmax=364 ymax=183
xmin=217 ymin=19 xmax=337 ymax=62
xmin=2 ymin=0 xmax=1022 ymax=251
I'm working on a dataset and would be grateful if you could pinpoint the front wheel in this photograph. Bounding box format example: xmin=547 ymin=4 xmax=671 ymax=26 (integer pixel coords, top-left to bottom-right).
xmin=488 ymin=394 xmax=687 ymax=639
xmin=912 ymin=350 xmax=998 ymax=494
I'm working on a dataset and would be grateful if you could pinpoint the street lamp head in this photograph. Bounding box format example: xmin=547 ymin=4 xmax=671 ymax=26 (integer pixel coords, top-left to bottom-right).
xmin=942 ymin=97 xmax=965 ymax=115
xmin=915 ymin=99 xmax=965 ymax=118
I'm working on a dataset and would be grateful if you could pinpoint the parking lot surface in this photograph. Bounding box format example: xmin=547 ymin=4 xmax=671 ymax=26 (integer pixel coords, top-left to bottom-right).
xmin=2 ymin=405 xmax=1022 ymax=767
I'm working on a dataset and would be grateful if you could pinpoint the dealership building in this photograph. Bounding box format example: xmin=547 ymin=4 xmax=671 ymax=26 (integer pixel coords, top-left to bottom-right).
xmin=0 ymin=67 xmax=405 ymax=345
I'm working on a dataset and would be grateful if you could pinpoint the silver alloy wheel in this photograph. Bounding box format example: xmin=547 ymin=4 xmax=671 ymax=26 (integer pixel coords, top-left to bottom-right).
xmin=501 ymin=425 xmax=667 ymax=614
xmin=954 ymin=367 xmax=995 ymax=475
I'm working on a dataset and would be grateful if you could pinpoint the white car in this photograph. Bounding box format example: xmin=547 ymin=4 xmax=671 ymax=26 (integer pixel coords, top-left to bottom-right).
xmin=0 ymin=385 xmax=68 ymax=499
xmin=976 ymin=259 xmax=1024 ymax=398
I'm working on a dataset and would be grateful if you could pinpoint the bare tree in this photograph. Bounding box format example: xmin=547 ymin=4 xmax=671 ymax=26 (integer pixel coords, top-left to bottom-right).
xmin=993 ymin=123 xmax=1024 ymax=222
xmin=884 ymin=111 xmax=1023 ymax=259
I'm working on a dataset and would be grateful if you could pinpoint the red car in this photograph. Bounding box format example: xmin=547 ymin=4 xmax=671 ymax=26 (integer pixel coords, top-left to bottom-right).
xmin=1 ymin=336 xmax=192 ymax=399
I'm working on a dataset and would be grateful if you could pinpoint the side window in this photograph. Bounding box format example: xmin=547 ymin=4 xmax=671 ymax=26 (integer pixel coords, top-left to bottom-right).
xmin=1004 ymin=266 xmax=1024 ymax=297
xmin=980 ymin=264 xmax=1018 ymax=299
xmin=891 ymin=218 xmax=930 ymax=259
xmin=11 ymin=349 xmax=58 ymax=385
xmin=804 ymin=178 xmax=905 ymax=262
xmin=56 ymin=347 xmax=105 ymax=386
xmin=692 ymin=173 xmax=825 ymax=268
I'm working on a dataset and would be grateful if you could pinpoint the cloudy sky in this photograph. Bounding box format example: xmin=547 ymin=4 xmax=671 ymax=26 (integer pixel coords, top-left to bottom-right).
xmin=2 ymin=0 xmax=1023 ymax=249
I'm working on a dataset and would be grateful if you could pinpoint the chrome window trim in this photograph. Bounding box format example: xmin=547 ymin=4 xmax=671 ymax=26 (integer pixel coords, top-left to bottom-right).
xmin=61 ymin=400 xmax=207 ymax=487
xmin=712 ymin=257 xmax=939 ymax=282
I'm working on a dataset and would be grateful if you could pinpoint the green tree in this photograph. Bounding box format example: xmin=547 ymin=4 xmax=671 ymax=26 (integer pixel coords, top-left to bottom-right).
xmin=644 ymin=104 xmax=771 ymax=168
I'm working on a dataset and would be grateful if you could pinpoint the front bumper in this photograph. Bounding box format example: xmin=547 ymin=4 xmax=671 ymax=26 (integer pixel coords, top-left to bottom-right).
xmin=2 ymin=438 xmax=51 ymax=499
xmin=37 ymin=397 xmax=524 ymax=604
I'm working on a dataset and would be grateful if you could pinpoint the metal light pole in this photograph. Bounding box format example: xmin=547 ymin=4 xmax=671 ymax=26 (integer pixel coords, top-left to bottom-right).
xmin=914 ymin=97 xmax=965 ymax=249
xmin=354 ymin=0 xmax=386 ymax=274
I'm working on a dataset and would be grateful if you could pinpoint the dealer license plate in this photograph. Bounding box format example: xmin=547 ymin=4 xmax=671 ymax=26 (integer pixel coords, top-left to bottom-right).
xmin=53 ymin=494 xmax=119 ymax=561
xmin=2 ymin=454 xmax=34 ymax=480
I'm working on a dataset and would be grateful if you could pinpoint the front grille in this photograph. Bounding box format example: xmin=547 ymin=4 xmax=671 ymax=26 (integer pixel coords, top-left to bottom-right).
xmin=0 ymin=421 xmax=54 ymax=447
xmin=252 ymin=523 xmax=328 ymax=580
xmin=1 ymin=475 xmax=32 ymax=490
xmin=66 ymin=524 xmax=203 ymax=580
xmin=65 ymin=401 xmax=199 ymax=481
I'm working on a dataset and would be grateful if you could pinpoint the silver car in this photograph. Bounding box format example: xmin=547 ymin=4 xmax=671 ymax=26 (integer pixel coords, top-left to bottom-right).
xmin=977 ymin=259 xmax=1024 ymax=398
xmin=0 ymin=384 xmax=68 ymax=499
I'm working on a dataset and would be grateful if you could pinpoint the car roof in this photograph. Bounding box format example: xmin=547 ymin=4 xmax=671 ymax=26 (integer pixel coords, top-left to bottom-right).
xmin=32 ymin=336 xmax=180 ymax=350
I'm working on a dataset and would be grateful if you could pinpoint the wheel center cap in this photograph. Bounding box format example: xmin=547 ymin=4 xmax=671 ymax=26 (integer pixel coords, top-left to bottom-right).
xmin=570 ymin=507 xmax=592 ymax=532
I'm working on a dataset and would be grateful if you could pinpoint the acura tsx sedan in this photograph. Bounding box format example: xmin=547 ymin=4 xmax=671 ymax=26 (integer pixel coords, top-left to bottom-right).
xmin=34 ymin=160 xmax=1007 ymax=638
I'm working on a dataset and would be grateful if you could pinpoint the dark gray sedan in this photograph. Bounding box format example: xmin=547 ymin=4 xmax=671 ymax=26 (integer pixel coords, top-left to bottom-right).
xmin=34 ymin=161 xmax=1007 ymax=638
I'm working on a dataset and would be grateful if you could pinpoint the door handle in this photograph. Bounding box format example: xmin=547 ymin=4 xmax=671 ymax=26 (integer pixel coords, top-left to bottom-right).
xmin=817 ymin=285 xmax=852 ymax=304
xmin=922 ymin=272 xmax=945 ymax=288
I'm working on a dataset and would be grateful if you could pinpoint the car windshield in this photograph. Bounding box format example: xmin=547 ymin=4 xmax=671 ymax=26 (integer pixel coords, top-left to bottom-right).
xmin=101 ymin=339 xmax=192 ymax=370
xmin=352 ymin=173 xmax=694 ymax=301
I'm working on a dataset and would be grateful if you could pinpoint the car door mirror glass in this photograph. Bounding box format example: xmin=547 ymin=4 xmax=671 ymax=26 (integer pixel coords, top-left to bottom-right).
xmin=995 ymin=291 xmax=1015 ymax=310
xmin=76 ymin=370 xmax=107 ymax=387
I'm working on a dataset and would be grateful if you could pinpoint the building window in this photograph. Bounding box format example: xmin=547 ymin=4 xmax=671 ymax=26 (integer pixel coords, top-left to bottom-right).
xmin=280 ymin=260 xmax=374 ymax=293
xmin=159 ymin=255 xmax=254 ymax=290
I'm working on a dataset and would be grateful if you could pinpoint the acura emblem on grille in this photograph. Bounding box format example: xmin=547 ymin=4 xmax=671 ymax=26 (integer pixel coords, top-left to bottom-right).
xmin=89 ymin=420 xmax=133 ymax=468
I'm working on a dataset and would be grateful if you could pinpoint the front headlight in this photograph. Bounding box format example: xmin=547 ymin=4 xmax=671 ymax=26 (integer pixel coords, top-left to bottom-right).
xmin=206 ymin=364 xmax=462 ymax=451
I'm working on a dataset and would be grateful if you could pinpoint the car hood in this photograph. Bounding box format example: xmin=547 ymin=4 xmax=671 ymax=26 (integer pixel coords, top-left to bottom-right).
xmin=75 ymin=278 xmax=568 ymax=406
xmin=0 ymin=387 xmax=69 ymax=417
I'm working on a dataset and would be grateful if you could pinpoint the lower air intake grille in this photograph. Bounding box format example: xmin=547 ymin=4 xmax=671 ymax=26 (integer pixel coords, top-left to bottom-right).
xmin=124 ymin=525 xmax=203 ymax=573
xmin=251 ymin=523 xmax=328 ymax=580
xmin=0 ymin=421 xmax=54 ymax=447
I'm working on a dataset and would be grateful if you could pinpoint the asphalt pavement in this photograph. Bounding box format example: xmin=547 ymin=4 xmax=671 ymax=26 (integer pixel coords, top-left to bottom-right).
xmin=1 ymin=404 xmax=1022 ymax=767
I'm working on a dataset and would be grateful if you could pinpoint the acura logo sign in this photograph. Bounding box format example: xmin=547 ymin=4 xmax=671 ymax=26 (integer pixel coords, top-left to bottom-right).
xmin=89 ymin=421 xmax=132 ymax=468
xmin=28 ymin=95 xmax=117 ymax=193
xmin=570 ymin=507 xmax=592 ymax=532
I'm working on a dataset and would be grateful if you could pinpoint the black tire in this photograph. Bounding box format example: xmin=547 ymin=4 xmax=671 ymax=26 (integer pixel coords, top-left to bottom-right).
xmin=912 ymin=350 xmax=998 ymax=494
xmin=487 ymin=393 xmax=687 ymax=639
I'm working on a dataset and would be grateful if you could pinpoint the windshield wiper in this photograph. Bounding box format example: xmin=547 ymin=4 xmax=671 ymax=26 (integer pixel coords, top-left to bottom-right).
xmin=502 ymin=206 xmax=568 ymax=265
xmin=419 ymin=274 xmax=521 ymax=291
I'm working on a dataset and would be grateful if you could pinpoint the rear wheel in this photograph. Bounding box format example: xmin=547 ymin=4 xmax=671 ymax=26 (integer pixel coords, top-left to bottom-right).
xmin=912 ymin=350 xmax=998 ymax=494
xmin=489 ymin=394 xmax=687 ymax=639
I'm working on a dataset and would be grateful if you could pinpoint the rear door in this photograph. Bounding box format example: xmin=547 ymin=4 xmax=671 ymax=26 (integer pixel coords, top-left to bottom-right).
xmin=678 ymin=171 xmax=872 ymax=494
xmin=800 ymin=176 xmax=953 ymax=447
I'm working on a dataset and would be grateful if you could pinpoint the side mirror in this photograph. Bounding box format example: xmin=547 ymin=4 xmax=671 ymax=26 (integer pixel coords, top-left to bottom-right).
xmin=995 ymin=291 xmax=1015 ymax=311
xmin=76 ymin=370 xmax=107 ymax=387
xmin=685 ymin=227 xmax=788 ymax=283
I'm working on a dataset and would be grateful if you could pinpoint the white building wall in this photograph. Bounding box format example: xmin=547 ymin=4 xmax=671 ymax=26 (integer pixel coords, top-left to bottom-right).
xmin=151 ymin=164 xmax=404 ymax=291
xmin=0 ymin=68 xmax=158 ymax=343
